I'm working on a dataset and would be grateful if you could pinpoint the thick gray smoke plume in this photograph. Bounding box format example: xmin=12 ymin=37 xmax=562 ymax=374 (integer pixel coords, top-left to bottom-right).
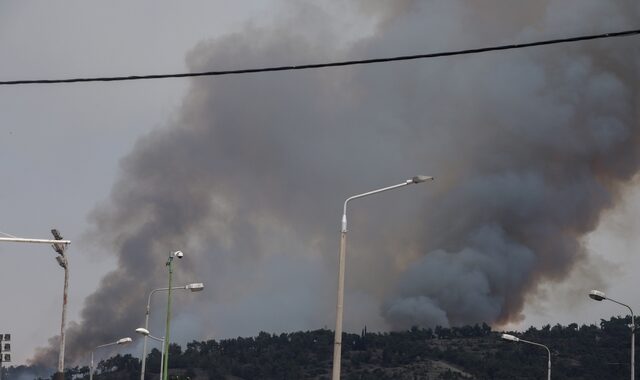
xmin=32 ymin=0 xmax=640 ymax=365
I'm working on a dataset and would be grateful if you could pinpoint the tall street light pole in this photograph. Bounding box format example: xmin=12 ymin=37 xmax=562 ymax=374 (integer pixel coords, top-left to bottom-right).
xmin=589 ymin=289 xmax=635 ymax=380
xmin=140 ymin=283 xmax=203 ymax=380
xmin=0 ymin=230 xmax=71 ymax=380
xmin=51 ymin=229 xmax=69 ymax=380
xmin=162 ymin=251 xmax=183 ymax=380
xmin=136 ymin=328 xmax=165 ymax=380
xmin=89 ymin=337 xmax=132 ymax=380
xmin=502 ymin=333 xmax=551 ymax=380
xmin=331 ymin=175 xmax=434 ymax=380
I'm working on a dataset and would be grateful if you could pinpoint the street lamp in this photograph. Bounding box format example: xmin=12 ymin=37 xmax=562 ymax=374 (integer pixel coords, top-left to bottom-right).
xmin=0 ymin=230 xmax=71 ymax=380
xmin=162 ymin=251 xmax=184 ymax=380
xmin=50 ymin=229 xmax=69 ymax=380
xmin=89 ymin=337 xmax=132 ymax=380
xmin=140 ymin=283 xmax=204 ymax=380
xmin=589 ymin=289 xmax=635 ymax=380
xmin=501 ymin=333 xmax=551 ymax=380
xmin=331 ymin=175 xmax=434 ymax=380
xmin=136 ymin=328 xmax=165 ymax=380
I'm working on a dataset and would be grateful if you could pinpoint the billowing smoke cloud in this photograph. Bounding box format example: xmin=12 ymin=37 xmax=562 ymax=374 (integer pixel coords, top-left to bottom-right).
xmin=32 ymin=0 xmax=640 ymax=365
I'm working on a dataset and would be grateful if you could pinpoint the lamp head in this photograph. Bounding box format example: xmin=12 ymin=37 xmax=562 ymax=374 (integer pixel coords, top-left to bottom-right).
xmin=172 ymin=251 xmax=184 ymax=259
xmin=186 ymin=282 xmax=204 ymax=292
xmin=410 ymin=175 xmax=434 ymax=184
xmin=589 ymin=289 xmax=606 ymax=301
xmin=51 ymin=229 xmax=63 ymax=240
xmin=117 ymin=337 xmax=133 ymax=345
xmin=50 ymin=229 xmax=67 ymax=255
xmin=55 ymin=255 xmax=67 ymax=269
xmin=135 ymin=328 xmax=150 ymax=336
xmin=116 ymin=337 xmax=133 ymax=344
xmin=501 ymin=333 xmax=520 ymax=342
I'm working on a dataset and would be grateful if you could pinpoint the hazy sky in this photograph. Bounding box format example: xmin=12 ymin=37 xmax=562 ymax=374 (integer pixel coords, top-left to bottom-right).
xmin=0 ymin=0 xmax=284 ymax=365
xmin=1 ymin=0 xmax=639 ymax=368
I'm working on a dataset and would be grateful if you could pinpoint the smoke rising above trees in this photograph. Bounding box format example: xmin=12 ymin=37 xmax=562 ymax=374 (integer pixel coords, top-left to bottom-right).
xmin=31 ymin=0 xmax=640 ymax=366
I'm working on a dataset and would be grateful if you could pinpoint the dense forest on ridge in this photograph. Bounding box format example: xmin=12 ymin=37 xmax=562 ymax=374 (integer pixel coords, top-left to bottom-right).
xmin=3 ymin=316 xmax=636 ymax=380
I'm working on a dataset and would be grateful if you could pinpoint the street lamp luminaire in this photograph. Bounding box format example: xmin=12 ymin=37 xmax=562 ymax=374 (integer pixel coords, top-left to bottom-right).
xmin=331 ymin=175 xmax=434 ymax=380
xmin=589 ymin=289 xmax=635 ymax=380
xmin=89 ymin=337 xmax=132 ymax=380
xmin=136 ymin=328 xmax=165 ymax=380
xmin=162 ymin=251 xmax=184 ymax=380
xmin=501 ymin=333 xmax=551 ymax=380
xmin=140 ymin=283 xmax=204 ymax=380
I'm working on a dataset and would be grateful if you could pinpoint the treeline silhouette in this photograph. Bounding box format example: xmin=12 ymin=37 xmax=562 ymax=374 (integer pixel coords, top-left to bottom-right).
xmin=2 ymin=316 xmax=635 ymax=379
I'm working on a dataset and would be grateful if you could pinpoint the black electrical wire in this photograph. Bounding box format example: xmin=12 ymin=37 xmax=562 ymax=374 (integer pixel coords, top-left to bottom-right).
xmin=1 ymin=28 xmax=638 ymax=86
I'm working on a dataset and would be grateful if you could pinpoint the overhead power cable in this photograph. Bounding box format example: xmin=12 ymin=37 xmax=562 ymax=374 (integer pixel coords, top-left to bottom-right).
xmin=1 ymin=28 xmax=638 ymax=86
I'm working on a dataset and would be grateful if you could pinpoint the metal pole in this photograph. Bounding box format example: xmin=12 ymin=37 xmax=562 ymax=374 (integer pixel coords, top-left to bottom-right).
xmin=89 ymin=351 xmax=94 ymax=380
xmin=518 ymin=338 xmax=551 ymax=380
xmin=140 ymin=285 xmax=200 ymax=380
xmin=0 ymin=237 xmax=71 ymax=244
xmin=58 ymin=261 xmax=69 ymax=377
xmin=631 ymin=313 xmax=635 ymax=380
xmin=606 ymin=298 xmax=634 ymax=380
xmin=141 ymin=334 xmax=164 ymax=380
xmin=141 ymin=316 xmax=149 ymax=380
xmin=89 ymin=339 xmax=131 ymax=380
xmin=140 ymin=292 xmax=156 ymax=380
xmin=142 ymin=289 xmax=167 ymax=380
xmin=159 ymin=337 xmax=165 ymax=380
xmin=330 ymin=176 xmax=433 ymax=380
xmin=547 ymin=348 xmax=551 ymax=380
xmin=331 ymin=228 xmax=347 ymax=380
xmin=162 ymin=258 xmax=174 ymax=380
xmin=0 ymin=232 xmax=71 ymax=380
xmin=0 ymin=335 xmax=3 ymax=380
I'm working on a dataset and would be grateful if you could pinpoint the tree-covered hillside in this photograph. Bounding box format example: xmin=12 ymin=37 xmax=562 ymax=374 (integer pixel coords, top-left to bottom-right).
xmin=3 ymin=317 xmax=635 ymax=380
